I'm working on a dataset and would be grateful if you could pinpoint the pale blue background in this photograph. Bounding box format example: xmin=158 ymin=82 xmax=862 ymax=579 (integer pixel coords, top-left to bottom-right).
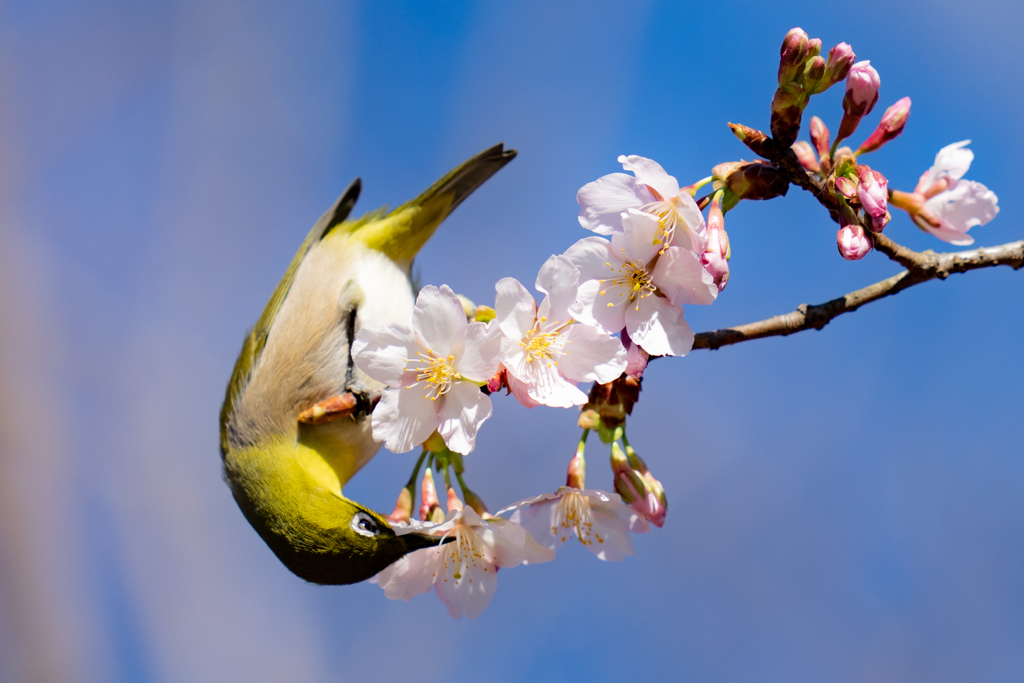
xmin=0 ymin=1 xmax=1021 ymax=681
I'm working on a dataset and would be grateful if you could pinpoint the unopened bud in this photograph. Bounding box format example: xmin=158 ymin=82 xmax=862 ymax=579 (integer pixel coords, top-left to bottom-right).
xmin=566 ymin=442 xmax=586 ymax=489
xmin=870 ymin=209 xmax=891 ymax=233
xmin=725 ymin=162 xmax=790 ymax=201
xmin=639 ymin=473 xmax=668 ymax=528
xmin=833 ymin=175 xmax=858 ymax=199
xmin=778 ymin=28 xmax=810 ymax=85
xmin=727 ymin=123 xmax=777 ymax=159
xmin=419 ymin=468 xmax=440 ymax=521
xmin=624 ymin=444 xmax=647 ymax=474
xmin=620 ymin=329 xmax=648 ymax=379
xmin=855 ymin=96 xmax=911 ymax=155
xmin=457 ymin=294 xmax=476 ymax=320
xmin=819 ymin=42 xmax=855 ymax=93
xmin=474 ymin=305 xmax=496 ymax=323
xmin=856 ymin=165 xmax=889 ymax=219
xmin=791 ymin=141 xmax=820 ymax=173
xmin=612 ymin=443 xmax=668 ymax=527
xmin=486 ymin=367 xmax=506 ymax=394
xmin=836 ymin=61 xmax=880 ymax=144
xmin=446 ymin=488 xmax=464 ymax=513
xmin=801 ymin=55 xmax=826 ymax=93
xmin=701 ymin=193 xmax=730 ymax=292
xmin=388 ymin=486 xmax=414 ymax=524
xmin=810 ymin=116 xmax=831 ymax=162
xmin=837 ymin=207 xmax=872 ymax=260
xmin=770 ymin=88 xmax=804 ymax=148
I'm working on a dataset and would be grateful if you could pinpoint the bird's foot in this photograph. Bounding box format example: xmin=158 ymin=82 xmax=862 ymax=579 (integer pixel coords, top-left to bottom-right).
xmin=297 ymin=390 xmax=380 ymax=425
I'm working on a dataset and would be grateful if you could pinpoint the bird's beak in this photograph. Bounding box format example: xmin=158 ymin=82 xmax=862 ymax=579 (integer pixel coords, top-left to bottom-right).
xmin=402 ymin=532 xmax=452 ymax=553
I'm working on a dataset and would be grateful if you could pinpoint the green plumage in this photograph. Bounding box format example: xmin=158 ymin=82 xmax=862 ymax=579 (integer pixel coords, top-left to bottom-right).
xmin=220 ymin=144 xmax=516 ymax=584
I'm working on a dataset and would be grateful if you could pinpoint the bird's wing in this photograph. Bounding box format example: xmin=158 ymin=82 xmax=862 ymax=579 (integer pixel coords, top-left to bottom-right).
xmin=219 ymin=180 xmax=361 ymax=456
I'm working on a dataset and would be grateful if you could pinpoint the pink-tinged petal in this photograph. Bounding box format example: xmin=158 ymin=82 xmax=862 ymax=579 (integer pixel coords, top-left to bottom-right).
xmin=374 ymin=547 xmax=440 ymax=601
xmin=371 ymin=387 xmax=439 ymax=454
xmin=508 ymin=498 xmax=563 ymax=550
xmin=571 ymin=278 xmax=627 ymax=335
xmin=669 ymin=192 xmax=708 ymax=253
xmin=559 ymin=323 xmax=627 ymax=384
xmin=612 ymin=209 xmax=661 ymax=264
xmin=484 ymin=518 xmax=555 ymax=566
xmin=577 ymin=173 xmax=648 ymax=234
xmin=412 ymin=285 xmax=466 ymax=355
xmin=526 ymin=364 xmax=588 ymax=408
xmin=626 ymin=296 xmax=694 ymax=357
xmin=925 ymin=180 xmax=999 ymax=238
xmin=433 ymin=551 xmax=498 ymax=620
xmin=436 ymin=382 xmax=492 ymax=455
xmin=352 ymin=324 xmax=419 ymax=385
xmin=494 ymin=277 xmax=536 ymax=342
xmin=450 ymin=321 xmax=501 ymax=382
xmin=534 ymin=255 xmax=580 ymax=326
xmin=618 ymin=155 xmax=680 ymax=200
xmin=930 ymin=140 xmax=973 ymax=184
xmin=563 ymin=236 xmax=614 ymax=281
xmin=506 ymin=373 xmax=542 ymax=408
xmin=652 ymin=245 xmax=718 ymax=306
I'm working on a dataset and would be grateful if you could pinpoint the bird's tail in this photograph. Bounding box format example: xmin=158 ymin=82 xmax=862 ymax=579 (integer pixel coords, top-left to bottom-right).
xmin=348 ymin=143 xmax=517 ymax=265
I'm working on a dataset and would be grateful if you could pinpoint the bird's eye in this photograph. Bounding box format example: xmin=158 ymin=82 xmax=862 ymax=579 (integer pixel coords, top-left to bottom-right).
xmin=351 ymin=512 xmax=380 ymax=537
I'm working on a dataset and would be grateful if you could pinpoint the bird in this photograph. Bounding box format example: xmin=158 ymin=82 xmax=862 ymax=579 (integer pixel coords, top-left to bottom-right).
xmin=219 ymin=144 xmax=517 ymax=584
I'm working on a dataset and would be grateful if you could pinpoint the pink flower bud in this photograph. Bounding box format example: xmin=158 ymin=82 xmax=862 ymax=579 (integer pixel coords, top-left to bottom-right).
xmin=701 ymin=193 xmax=730 ymax=292
xmin=620 ymin=330 xmax=649 ymax=379
xmin=810 ymin=116 xmax=831 ymax=161
xmin=486 ymin=367 xmax=507 ymax=394
xmin=419 ymin=468 xmax=440 ymax=521
xmin=778 ymin=28 xmax=810 ymax=85
xmin=856 ymin=165 xmax=889 ymax=218
xmin=856 ymin=96 xmax=911 ymax=154
xmin=870 ymin=209 xmax=891 ymax=233
xmin=566 ymin=442 xmax=586 ymax=489
xmin=388 ymin=486 xmax=413 ymax=524
xmin=836 ymin=61 xmax=880 ymax=144
xmin=639 ymin=473 xmax=667 ymax=528
xmin=820 ymin=42 xmax=855 ymax=92
xmin=843 ymin=61 xmax=880 ymax=116
xmin=791 ymin=141 xmax=820 ymax=173
xmin=834 ymin=176 xmax=858 ymax=199
xmin=837 ymin=223 xmax=872 ymax=260
xmin=446 ymin=488 xmax=464 ymax=513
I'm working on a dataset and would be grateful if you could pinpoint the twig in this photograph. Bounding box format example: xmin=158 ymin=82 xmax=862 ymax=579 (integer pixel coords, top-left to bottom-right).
xmin=693 ymin=239 xmax=1024 ymax=351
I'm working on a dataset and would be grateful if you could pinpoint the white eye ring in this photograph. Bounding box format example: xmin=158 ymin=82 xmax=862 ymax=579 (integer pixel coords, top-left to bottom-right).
xmin=351 ymin=512 xmax=380 ymax=538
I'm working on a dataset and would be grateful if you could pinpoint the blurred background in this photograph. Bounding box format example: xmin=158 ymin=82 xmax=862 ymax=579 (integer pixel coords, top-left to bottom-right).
xmin=1 ymin=1 xmax=1021 ymax=681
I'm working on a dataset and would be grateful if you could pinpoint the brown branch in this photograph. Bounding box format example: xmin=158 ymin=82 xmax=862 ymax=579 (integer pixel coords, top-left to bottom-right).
xmin=692 ymin=239 xmax=1024 ymax=351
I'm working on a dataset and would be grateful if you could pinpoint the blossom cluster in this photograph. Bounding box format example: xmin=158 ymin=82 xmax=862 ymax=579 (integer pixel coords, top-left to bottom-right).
xmin=348 ymin=26 xmax=1003 ymax=619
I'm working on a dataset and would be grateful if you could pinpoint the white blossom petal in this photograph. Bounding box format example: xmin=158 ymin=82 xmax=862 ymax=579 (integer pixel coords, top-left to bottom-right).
xmin=652 ymin=245 xmax=719 ymax=306
xmin=612 ymin=209 xmax=661 ymax=265
xmin=436 ymin=382 xmax=492 ymax=455
xmin=450 ymin=321 xmax=501 ymax=382
xmin=506 ymin=373 xmax=542 ymax=408
xmin=577 ymin=173 xmax=648 ymax=234
xmin=571 ymin=278 xmax=627 ymax=335
xmin=373 ymin=548 xmax=440 ymax=601
xmin=535 ymin=255 xmax=580 ymax=325
xmin=412 ymin=285 xmax=466 ymax=354
xmin=618 ymin=155 xmax=680 ymax=200
xmin=351 ymin=324 xmax=419 ymax=385
xmin=563 ymin=236 xmax=615 ymax=281
xmin=924 ymin=180 xmax=999 ymax=245
xmin=558 ymin=323 xmax=627 ymax=384
xmin=371 ymin=386 xmax=439 ymax=453
xmin=926 ymin=140 xmax=974 ymax=187
xmin=625 ymin=295 xmax=694 ymax=357
xmin=494 ymin=277 xmax=536 ymax=341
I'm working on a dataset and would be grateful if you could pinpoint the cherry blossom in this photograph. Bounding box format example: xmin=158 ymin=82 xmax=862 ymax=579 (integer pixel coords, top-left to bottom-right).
xmin=352 ymin=285 xmax=501 ymax=455
xmin=373 ymin=496 xmax=554 ymax=619
xmin=564 ymin=209 xmax=718 ymax=357
xmin=495 ymin=255 xmax=627 ymax=408
xmin=576 ymin=155 xmax=707 ymax=254
xmin=499 ymin=487 xmax=648 ymax=561
xmin=890 ymin=141 xmax=1000 ymax=246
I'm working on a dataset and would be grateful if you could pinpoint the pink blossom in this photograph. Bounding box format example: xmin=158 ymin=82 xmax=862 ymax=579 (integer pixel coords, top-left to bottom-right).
xmin=837 ymin=223 xmax=872 ymax=260
xmin=857 ymin=166 xmax=888 ymax=220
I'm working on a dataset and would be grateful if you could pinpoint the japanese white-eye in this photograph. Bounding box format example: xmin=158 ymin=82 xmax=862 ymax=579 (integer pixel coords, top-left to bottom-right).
xmin=220 ymin=144 xmax=516 ymax=584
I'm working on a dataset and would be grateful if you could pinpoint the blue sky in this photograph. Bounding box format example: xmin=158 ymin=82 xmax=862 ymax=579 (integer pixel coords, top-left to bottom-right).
xmin=0 ymin=1 xmax=1021 ymax=681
